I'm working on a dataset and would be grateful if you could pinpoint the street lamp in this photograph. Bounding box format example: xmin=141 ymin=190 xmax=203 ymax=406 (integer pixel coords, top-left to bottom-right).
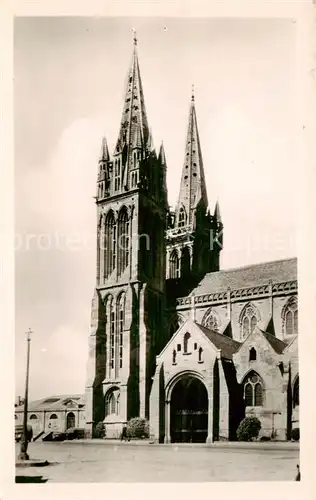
xmin=18 ymin=328 xmax=32 ymax=461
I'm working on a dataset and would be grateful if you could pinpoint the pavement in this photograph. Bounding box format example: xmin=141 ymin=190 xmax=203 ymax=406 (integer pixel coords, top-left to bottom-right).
xmin=15 ymin=441 xmax=300 ymax=482
xmin=61 ymin=438 xmax=300 ymax=451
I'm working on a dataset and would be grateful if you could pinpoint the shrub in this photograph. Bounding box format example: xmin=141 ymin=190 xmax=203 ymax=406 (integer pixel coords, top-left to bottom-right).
xmin=291 ymin=428 xmax=300 ymax=441
xmin=236 ymin=416 xmax=261 ymax=442
xmin=126 ymin=417 xmax=150 ymax=439
xmin=94 ymin=421 xmax=106 ymax=439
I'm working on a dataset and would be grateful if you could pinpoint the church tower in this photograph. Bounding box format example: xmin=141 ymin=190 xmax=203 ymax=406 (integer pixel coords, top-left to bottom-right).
xmin=166 ymin=88 xmax=223 ymax=286
xmin=85 ymin=36 xmax=168 ymax=438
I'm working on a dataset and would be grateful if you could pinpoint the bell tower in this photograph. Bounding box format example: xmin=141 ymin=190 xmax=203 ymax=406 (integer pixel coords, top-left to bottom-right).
xmin=166 ymin=87 xmax=223 ymax=288
xmin=85 ymin=35 xmax=168 ymax=438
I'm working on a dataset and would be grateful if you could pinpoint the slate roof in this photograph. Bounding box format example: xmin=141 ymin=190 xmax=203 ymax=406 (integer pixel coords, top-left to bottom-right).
xmin=15 ymin=394 xmax=85 ymax=412
xmin=196 ymin=322 xmax=241 ymax=359
xmin=189 ymin=258 xmax=297 ymax=296
xmin=263 ymin=332 xmax=287 ymax=354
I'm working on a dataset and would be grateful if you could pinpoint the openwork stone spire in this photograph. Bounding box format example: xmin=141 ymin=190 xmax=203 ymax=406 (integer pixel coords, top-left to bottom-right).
xmin=175 ymin=89 xmax=208 ymax=227
xmin=114 ymin=35 xmax=149 ymax=159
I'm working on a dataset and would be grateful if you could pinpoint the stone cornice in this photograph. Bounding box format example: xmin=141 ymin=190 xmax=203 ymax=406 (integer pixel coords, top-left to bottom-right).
xmin=174 ymin=280 xmax=297 ymax=309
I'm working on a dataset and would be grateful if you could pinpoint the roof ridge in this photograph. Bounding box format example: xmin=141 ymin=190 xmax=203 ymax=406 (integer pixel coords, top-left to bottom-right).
xmin=202 ymin=257 xmax=297 ymax=278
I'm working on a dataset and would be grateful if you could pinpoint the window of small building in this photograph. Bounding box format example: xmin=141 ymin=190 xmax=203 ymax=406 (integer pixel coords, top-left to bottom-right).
xmin=243 ymin=371 xmax=263 ymax=407
xmin=249 ymin=347 xmax=257 ymax=361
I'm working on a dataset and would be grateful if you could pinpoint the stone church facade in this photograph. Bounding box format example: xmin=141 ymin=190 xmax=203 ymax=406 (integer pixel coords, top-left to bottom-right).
xmin=84 ymin=38 xmax=299 ymax=442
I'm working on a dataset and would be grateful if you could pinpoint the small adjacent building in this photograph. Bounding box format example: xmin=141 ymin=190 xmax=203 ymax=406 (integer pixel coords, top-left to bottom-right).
xmin=15 ymin=394 xmax=85 ymax=438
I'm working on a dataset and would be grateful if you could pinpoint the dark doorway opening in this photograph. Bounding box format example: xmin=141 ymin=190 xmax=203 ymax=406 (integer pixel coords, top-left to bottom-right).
xmin=170 ymin=376 xmax=208 ymax=443
xmin=66 ymin=412 xmax=75 ymax=429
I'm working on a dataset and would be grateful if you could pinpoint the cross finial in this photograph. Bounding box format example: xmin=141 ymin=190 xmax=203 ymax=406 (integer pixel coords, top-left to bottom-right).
xmin=26 ymin=327 xmax=33 ymax=340
xmin=132 ymin=28 xmax=137 ymax=46
xmin=191 ymin=84 xmax=195 ymax=102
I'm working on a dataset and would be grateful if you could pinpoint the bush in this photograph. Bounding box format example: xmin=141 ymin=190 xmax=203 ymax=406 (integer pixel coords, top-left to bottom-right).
xmin=94 ymin=421 xmax=106 ymax=439
xmin=126 ymin=417 xmax=150 ymax=439
xmin=237 ymin=416 xmax=261 ymax=442
xmin=291 ymin=428 xmax=300 ymax=441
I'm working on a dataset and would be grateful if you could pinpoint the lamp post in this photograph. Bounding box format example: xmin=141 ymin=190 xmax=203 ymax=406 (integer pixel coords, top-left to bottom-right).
xmin=18 ymin=328 xmax=32 ymax=461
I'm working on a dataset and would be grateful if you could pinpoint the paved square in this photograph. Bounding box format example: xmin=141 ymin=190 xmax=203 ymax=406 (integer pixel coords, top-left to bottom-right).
xmin=16 ymin=442 xmax=299 ymax=482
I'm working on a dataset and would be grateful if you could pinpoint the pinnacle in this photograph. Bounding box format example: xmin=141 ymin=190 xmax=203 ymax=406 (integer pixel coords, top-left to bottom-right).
xmin=214 ymin=200 xmax=221 ymax=222
xmin=158 ymin=142 xmax=167 ymax=166
xmin=99 ymin=137 xmax=110 ymax=162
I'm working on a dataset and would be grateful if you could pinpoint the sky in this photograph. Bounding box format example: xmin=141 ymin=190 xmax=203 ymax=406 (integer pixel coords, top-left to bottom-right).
xmin=15 ymin=17 xmax=298 ymax=401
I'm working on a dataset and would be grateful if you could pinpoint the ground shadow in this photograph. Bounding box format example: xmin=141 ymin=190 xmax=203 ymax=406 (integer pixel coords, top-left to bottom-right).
xmin=15 ymin=475 xmax=48 ymax=483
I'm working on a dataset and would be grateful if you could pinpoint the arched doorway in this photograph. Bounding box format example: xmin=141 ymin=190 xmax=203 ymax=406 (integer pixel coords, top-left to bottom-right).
xmin=170 ymin=376 xmax=208 ymax=443
xmin=66 ymin=412 xmax=76 ymax=429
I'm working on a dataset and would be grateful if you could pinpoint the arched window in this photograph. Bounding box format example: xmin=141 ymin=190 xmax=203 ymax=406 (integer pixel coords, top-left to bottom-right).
xmin=183 ymin=332 xmax=191 ymax=354
xmin=169 ymin=250 xmax=180 ymax=279
xmin=96 ymin=217 xmax=102 ymax=285
xmin=293 ymin=376 xmax=299 ymax=408
xmin=66 ymin=412 xmax=75 ymax=429
xmin=172 ymin=349 xmax=177 ymax=364
xmin=110 ymin=298 xmax=115 ymax=371
xmin=181 ymin=247 xmax=190 ymax=278
xmin=242 ymin=371 xmax=263 ymax=407
xmin=202 ymin=308 xmax=220 ymax=333
xmin=198 ymin=347 xmax=203 ymax=362
xmin=29 ymin=414 xmax=38 ymax=420
xmin=15 ymin=414 xmax=18 ymax=420
xmin=249 ymin=347 xmax=257 ymax=361
xmin=49 ymin=414 xmax=58 ymax=420
xmin=282 ymin=297 xmax=298 ymax=336
xmin=117 ymin=293 xmax=125 ymax=371
xmin=106 ymin=388 xmax=120 ymax=416
xmin=240 ymin=303 xmax=260 ymax=339
xmin=178 ymin=207 xmax=186 ymax=227
xmin=104 ymin=211 xmax=116 ymax=278
xmin=114 ymin=157 xmax=121 ymax=192
xmin=118 ymin=208 xmax=129 ymax=277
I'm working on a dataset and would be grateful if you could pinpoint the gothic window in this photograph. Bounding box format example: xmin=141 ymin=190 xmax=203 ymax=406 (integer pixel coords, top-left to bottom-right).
xmin=202 ymin=308 xmax=220 ymax=333
xmin=178 ymin=207 xmax=186 ymax=227
xmin=118 ymin=208 xmax=129 ymax=276
xmin=183 ymin=332 xmax=191 ymax=354
xmin=106 ymin=388 xmax=120 ymax=416
xmin=181 ymin=247 xmax=190 ymax=278
xmin=114 ymin=158 xmax=121 ymax=192
xmin=240 ymin=303 xmax=260 ymax=339
xmin=282 ymin=297 xmax=298 ymax=336
xmin=96 ymin=223 xmax=101 ymax=285
xmin=110 ymin=306 xmax=115 ymax=370
xmin=198 ymin=347 xmax=203 ymax=362
xmin=249 ymin=347 xmax=257 ymax=361
xmin=172 ymin=349 xmax=177 ymax=364
xmin=117 ymin=293 xmax=125 ymax=370
xmin=104 ymin=211 xmax=116 ymax=278
xmin=243 ymin=371 xmax=263 ymax=407
xmin=293 ymin=377 xmax=299 ymax=408
xmin=169 ymin=249 xmax=180 ymax=279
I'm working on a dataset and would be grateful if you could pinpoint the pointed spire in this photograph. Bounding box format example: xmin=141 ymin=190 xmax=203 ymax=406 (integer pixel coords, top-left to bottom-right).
xmin=99 ymin=137 xmax=110 ymax=162
xmin=147 ymin=129 xmax=154 ymax=151
xmin=175 ymin=89 xmax=208 ymax=226
xmin=214 ymin=200 xmax=221 ymax=223
xmin=158 ymin=142 xmax=166 ymax=166
xmin=114 ymin=36 xmax=149 ymax=161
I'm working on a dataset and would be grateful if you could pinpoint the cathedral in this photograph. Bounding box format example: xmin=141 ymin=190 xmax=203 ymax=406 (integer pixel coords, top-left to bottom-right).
xmin=84 ymin=37 xmax=299 ymax=443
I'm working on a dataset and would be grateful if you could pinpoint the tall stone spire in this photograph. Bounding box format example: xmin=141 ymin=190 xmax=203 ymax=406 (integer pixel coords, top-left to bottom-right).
xmin=114 ymin=33 xmax=149 ymax=161
xmin=175 ymin=88 xmax=208 ymax=227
